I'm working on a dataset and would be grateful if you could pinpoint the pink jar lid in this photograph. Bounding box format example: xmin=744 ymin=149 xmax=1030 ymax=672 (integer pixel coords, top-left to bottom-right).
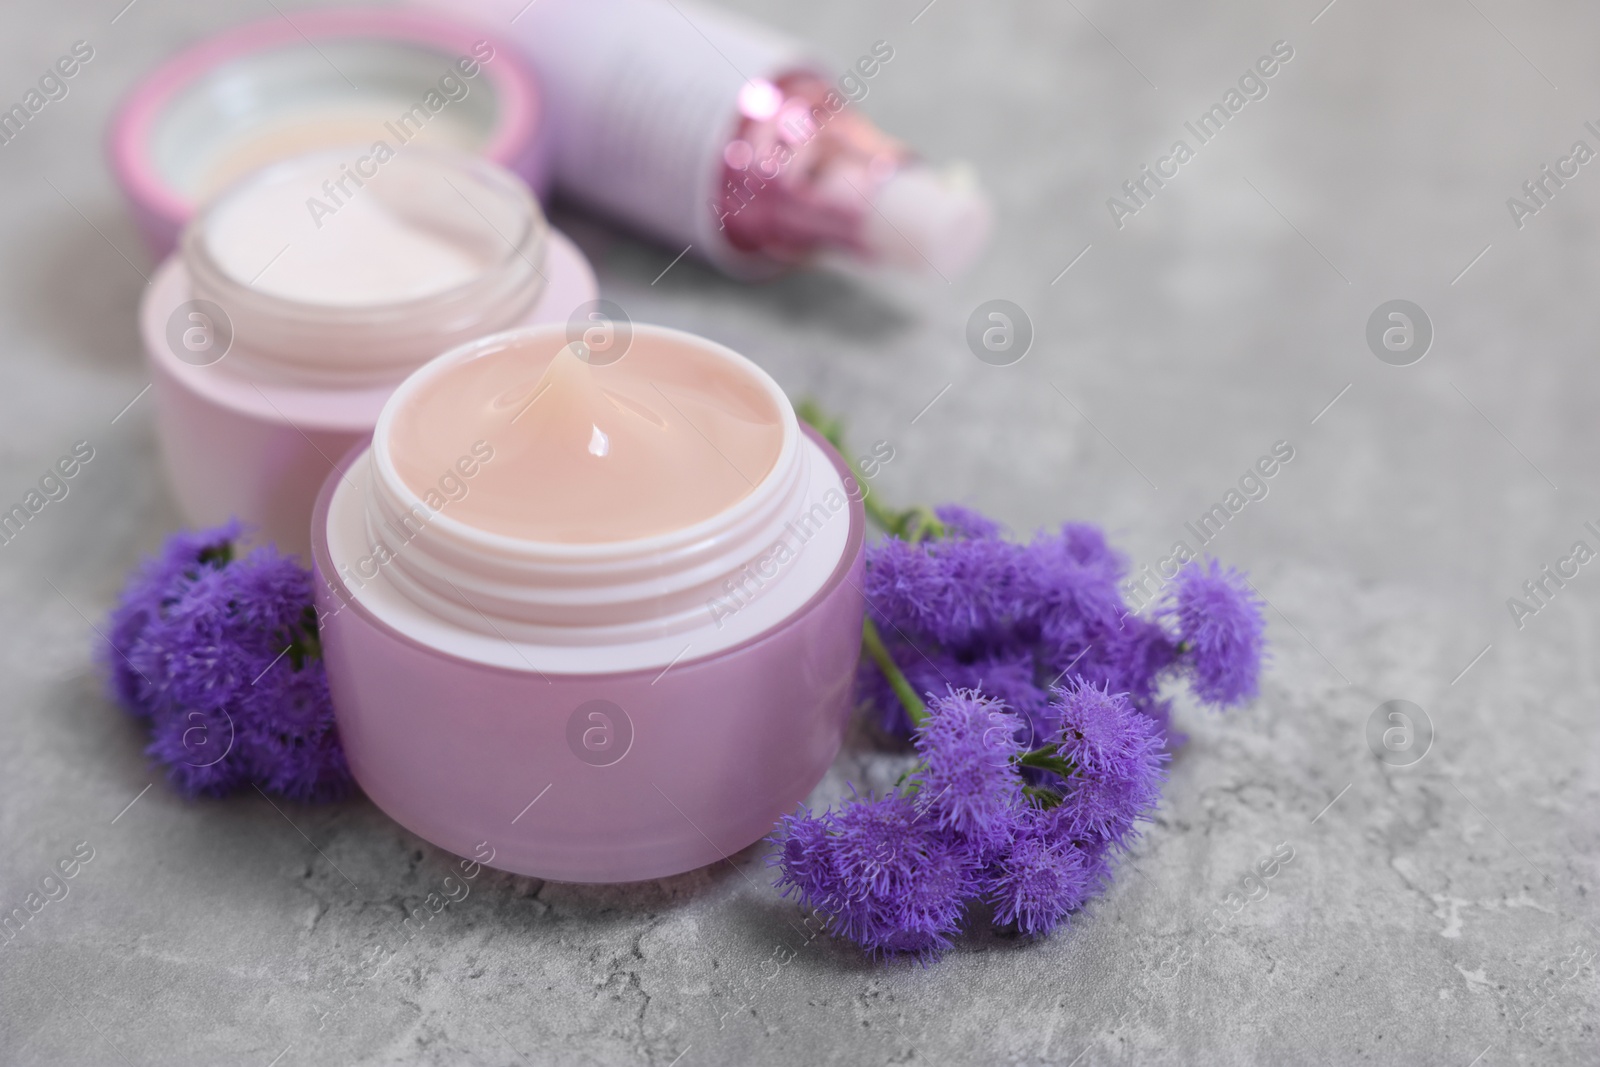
xmin=107 ymin=6 xmax=549 ymax=258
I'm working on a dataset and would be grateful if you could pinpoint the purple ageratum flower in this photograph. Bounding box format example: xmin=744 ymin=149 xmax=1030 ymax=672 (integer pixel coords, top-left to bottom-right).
xmin=771 ymin=495 xmax=1268 ymax=959
xmin=1031 ymin=523 xmax=1128 ymax=609
xmin=855 ymin=646 xmax=1056 ymax=744
xmin=134 ymin=565 xmax=259 ymax=713
xmin=1166 ymin=560 xmax=1265 ymax=707
xmin=772 ymin=801 xmax=835 ymax=905
xmin=863 ymin=520 xmax=1171 ymax=731
xmin=1030 ymin=525 xmax=1149 ymax=683
xmin=102 ymin=521 xmax=242 ymax=714
xmin=770 ymin=791 xmax=980 ymax=961
xmin=815 ymin=792 xmax=952 ymax=909
xmin=938 ymin=652 xmax=1055 ymax=746
xmin=933 ymin=504 xmax=1005 ymax=540
xmin=1059 ymin=522 xmax=1126 ymax=578
xmin=103 ymin=524 xmax=352 ymax=802
xmin=862 ymin=535 xmax=951 ymax=641
xmin=227 ymin=542 xmax=319 ymax=634
xmin=877 ymin=828 xmax=981 ymax=959
xmin=1046 ymin=682 xmax=1168 ymax=849
xmin=145 ymin=700 xmax=246 ymax=798
xmin=858 ymin=508 xmax=1267 ymax=745
xmin=770 ymin=682 xmax=1167 ymax=956
xmin=984 ymin=806 xmax=1104 ymax=937
xmin=241 ymin=662 xmax=351 ymax=803
xmin=1102 ymin=613 xmax=1179 ymax=705
xmin=912 ymin=689 xmax=1024 ymax=848
xmin=863 ymin=533 xmax=1022 ymax=654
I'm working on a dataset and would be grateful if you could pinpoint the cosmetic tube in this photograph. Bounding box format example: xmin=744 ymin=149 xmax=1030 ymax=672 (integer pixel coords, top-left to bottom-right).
xmin=419 ymin=0 xmax=992 ymax=279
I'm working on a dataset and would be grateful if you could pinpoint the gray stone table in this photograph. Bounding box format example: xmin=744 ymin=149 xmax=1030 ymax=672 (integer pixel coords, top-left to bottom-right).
xmin=1 ymin=0 xmax=1597 ymax=1063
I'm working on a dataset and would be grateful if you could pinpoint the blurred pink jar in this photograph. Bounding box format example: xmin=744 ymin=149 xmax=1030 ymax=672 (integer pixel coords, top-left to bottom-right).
xmin=310 ymin=324 xmax=866 ymax=882
xmin=108 ymin=6 xmax=550 ymax=258
xmin=138 ymin=148 xmax=596 ymax=558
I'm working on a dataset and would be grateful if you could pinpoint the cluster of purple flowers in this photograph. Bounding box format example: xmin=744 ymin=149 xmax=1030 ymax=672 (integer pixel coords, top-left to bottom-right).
xmin=771 ymin=487 xmax=1266 ymax=960
xmin=102 ymin=522 xmax=351 ymax=802
xmin=859 ymin=505 xmax=1265 ymax=742
xmin=98 ymin=425 xmax=1264 ymax=965
xmin=772 ymin=684 xmax=1168 ymax=958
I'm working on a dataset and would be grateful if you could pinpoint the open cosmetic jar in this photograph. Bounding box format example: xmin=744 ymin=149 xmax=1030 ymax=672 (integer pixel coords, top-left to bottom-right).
xmin=108 ymin=6 xmax=549 ymax=257
xmin=138 ymin=147 xmax=596 ymax=557
xmin=310 ymin=324 xmax=867 ymax=883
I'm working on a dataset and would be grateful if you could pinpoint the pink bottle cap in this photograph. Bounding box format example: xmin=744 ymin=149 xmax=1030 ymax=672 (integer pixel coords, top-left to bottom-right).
xmin=108 ymin=7 xmax=550 ymax=258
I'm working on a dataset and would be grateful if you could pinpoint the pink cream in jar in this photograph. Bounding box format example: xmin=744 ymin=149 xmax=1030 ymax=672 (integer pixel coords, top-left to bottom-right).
xmin=311 ymin=324 xmax=866 ymax=882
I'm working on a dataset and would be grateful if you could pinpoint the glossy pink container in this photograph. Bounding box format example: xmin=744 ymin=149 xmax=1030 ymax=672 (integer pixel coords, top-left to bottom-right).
xmin=108 ymin=7 xmax=550 ymax=258
xmin=310 ymin=428 xmax=867 ymax=883
xmin=139 ymin=229 xmax=596 ymax=560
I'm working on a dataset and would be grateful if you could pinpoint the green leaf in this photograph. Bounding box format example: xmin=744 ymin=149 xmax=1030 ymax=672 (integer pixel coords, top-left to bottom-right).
xmin=1016 ymin=744 xmax=1077 ymax=781
xmin=1023 ymin=785 xmax=1064 ymax=809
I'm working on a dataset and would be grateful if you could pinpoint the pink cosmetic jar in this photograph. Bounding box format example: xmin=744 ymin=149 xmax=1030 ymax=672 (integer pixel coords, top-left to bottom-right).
xmin=109 ymin=7 xmax=549 ymax=258
xmin=310 ymin=324 xmax=867 ymax=882
xmin=138 ymin=147 xmax=596 ymax=558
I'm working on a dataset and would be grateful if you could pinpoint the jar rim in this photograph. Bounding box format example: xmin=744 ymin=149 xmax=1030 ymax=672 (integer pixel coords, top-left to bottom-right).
xmin=180 ymin=146 xmax=549 ymax=387
xmin=368 ymin=322 xmax=802 ymax=561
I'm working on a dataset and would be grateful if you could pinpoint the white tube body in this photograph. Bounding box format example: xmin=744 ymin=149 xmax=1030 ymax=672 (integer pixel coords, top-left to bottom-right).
xmin=422 ymin=0 xmax=808 ymax=275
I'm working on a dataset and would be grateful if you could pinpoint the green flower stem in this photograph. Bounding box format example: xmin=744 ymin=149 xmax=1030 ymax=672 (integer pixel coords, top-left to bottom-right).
xmin=863 ymin=490 xmax=908 ymax=536
xmin=901 ymin=505 xmax=947 ymax=544
xmin=795 ymin=398 xmax=947 ymax=541
xmin=862 ymin=615 xmax=927 ymax=728
xmin=799 ymin=398 xmax=948 ymax=732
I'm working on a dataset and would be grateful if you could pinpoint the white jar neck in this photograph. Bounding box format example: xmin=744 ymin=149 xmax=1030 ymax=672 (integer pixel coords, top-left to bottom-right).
xmin=360 ymin=325 xmax=827 ymax=647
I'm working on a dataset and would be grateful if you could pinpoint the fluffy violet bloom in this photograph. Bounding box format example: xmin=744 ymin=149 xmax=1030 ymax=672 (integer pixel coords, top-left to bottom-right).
xmin=146 ymin=701 xmax=246 ymax=798
xmin=940 ymin=653 xmax=1055 ymax=746
xmin=863 ymin=521 xmax=1164 ymax=736
xmin=933 ymin=504 xmax=1004 ymax=540
xmin=241 ymin=665 xmax=351 ymax=803
xmin=863 ymin=532 xmax=1021 ymax=653
xmin=857 ymin=649 xmax=1053 ymax=743
xmin=103 ymin=524 xmax=352 ymax=802
xmin=1165 ymin=560 xmax=1266 ymax=707
xmin=771 ymin=791 xmax=980 ymax=961
xmin=1046 ymin=682 xmax=1168 ymax=850
xmin=860 ymin=509 xmax=1267 ymax=743
xmin=878 ymin=829 xmax=982 ymax=959
xmin=769 ymin=682 xmax=1169 ymax=956
xmin=912 ymin=689 xmax=1024 ymax=848
xmin=771 ymin=802 xmax=836 ymax=906
xmin=1024 ymin=524 xmax=1126 ymax=639
xmin=103 ymin=521 xmax=241 ymax=713
xmin=136 ymin=566 xmax=259 ymax=713
xmin=984 ymin=807 xmax=1103 ymax=936
xmin=772 ymin=488 xmax=1266 ymax=960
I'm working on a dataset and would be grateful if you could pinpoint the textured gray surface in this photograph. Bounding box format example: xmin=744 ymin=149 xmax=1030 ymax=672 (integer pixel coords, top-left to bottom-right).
xmin=2 ymin=0 xmax=1598 ymax=1064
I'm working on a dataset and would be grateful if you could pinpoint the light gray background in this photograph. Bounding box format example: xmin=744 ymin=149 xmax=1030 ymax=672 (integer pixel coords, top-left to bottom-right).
xmin=2 ymin=0 xmax=1597 ymax=1064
